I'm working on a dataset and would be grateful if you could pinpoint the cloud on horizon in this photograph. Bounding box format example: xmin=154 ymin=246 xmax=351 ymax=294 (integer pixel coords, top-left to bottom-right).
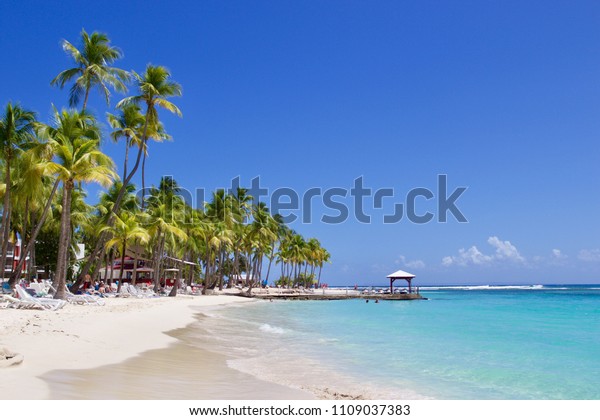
xmin=395 ymin=255 xmax=426 ymax=269
xmin=578 ymin=249 xmax=600 ymax=262
xmin=442 ymin=236 xmax=525 ymax=267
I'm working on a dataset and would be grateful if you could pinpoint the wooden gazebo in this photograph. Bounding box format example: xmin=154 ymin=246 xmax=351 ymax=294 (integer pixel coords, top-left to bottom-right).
xmin=387 ymin=269 xmax=416 ymax=294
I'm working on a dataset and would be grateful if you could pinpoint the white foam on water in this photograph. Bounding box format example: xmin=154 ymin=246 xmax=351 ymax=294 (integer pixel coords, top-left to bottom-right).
xmin=259 ymin=323 xmax=286 ymax=334
xmin=421 ymin=285 xmax=547 ymax=291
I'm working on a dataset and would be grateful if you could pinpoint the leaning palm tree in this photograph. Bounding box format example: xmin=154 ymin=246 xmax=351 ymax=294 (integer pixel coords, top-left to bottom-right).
xmin=117 ymin=64 xmax=182 ymax=209
xmin=51 ymin=29 xmax=129 ymax=110
xmin=0 ymin=102 xmax=36 ymax=282
xmin=7 ymin=145 xmax=62 ymax=286
xmin=38 ymin=108 xmax=116 ymax=299
xmin=107 ymin=104 xmax=145 ymax=180
xmin=76 ymin=65 xmax=182 ymax=286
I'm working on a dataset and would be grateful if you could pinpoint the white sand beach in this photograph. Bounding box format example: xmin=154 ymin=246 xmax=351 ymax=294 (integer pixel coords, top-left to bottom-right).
xmin=0 ymin=294 xmax=312 ymax=400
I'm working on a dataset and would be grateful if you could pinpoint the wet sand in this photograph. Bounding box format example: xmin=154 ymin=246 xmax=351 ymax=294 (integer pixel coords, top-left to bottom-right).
xmin=42 ymin=327 xmax=313 ymax=400
xmin=0 ymin=294 xmax=312 ymax=399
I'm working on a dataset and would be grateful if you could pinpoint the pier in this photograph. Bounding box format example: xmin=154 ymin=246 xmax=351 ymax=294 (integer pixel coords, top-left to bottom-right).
xmin=240 ymin=289 xmax=427 ymax=301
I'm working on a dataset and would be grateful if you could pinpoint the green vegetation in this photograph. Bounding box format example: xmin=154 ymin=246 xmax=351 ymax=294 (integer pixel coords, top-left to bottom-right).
xmin=1 ymin=29 xmax=329 ymax=298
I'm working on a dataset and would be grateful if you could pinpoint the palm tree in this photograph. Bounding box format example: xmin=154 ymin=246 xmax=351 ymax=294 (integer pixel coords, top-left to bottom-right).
xmin=180 ymin=208 xmax=206 ymax=287
xmin=0 ymin=102 xmax=36 ymax=283
xmin=7 ymin=146 xmax=61 ymax=286
xmin=143 ymin=188 xmax=187 ymax=294
xmin=316 ymin=248 xmax=331 ymax=287
xmin=102 ymin=212 xmax=149 ymax=293
xmin=203 ymin=221 xmax=233 ymax=293
xmin=96 ymin=181 xmax=138 ymax=220
xmin=264 ymin=213 xmax=286 ymax=284
xmin=51 ymin=29 xmax=129 ymax=111
xmin=38 ymin=108 xmax=116 ymax=299
xmin=77 ymin=65 xmax=182 ymax=285
xmin=245 ymin=203 xmax=277 ymax=294
xmin=107 ymin=104 xmax=145 ymax=180
xmin=118 ymin=65 xmax=182 ymax=208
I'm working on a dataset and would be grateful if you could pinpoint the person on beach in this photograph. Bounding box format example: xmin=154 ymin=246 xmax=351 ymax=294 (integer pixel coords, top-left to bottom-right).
xmin=98 ymin=282 xmax=107 ymax=295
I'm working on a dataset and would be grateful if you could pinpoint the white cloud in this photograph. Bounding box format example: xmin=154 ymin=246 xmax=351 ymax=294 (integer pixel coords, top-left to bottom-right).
xmin=551 ymin=249 xmax=567 ymax=260
xmin=406 ymin=260 xmax=426 ymax=269
xmin=442 ymin=245 xmax=493 ymax=266
xmin=578 ymin=249 xmax=600 ymax=262
xmin=487 ymin=236 xmax=525 ymax=263
xmin=395 ymin=255 xmax=426 ymax=269
xmin=442 ymin=236 xmax=525 ymax=266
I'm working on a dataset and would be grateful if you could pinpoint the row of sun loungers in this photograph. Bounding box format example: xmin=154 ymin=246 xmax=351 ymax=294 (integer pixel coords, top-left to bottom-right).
xmin=0 ymin=285 xmax=68 ymax=311
xmin=0 ymin=280 xmax=205 ymax=311
xmin=118 ymin=284 xmax=157 ymax=298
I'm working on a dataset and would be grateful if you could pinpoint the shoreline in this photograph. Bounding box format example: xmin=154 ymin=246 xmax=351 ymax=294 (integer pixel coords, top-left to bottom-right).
xmin=1 ymin=292 xmax=422 ymax=400
xmin=1 ymin=294 xmax=308 ymax=399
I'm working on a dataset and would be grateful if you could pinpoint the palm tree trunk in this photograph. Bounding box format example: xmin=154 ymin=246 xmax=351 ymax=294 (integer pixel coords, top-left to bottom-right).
xmin=8 ymin=179 xmax=60 ymax=286
xmin=265 ymin=244 xmax=275 ymax=283
xmin=218 ymin=247 xmax=224 ymax=291
xmin=79 ymin=104 xmax=153 ymax=285
xmin=116 ymin=242 xmax=126 ymax=294
xmin=76 ymin=134 xmax=149 ymax=289
xmin=202 ymin=256 xmax=210 ymax=295
xmin=109 ymin=249 xmax=115 ymax=284
xmin=317 ymin=265 xmax=323 ymax=287
xmin=0 ymin=157 xmax=12 ymax=283
xmin=82 ymin=87 xmax=90 ymax=112
xmin=123 ymin=136 xmax=130 ymax=181
xmin=30 ymin=239 xmax=36 ymax=281
xmin=104 ymin=253 xmax=109 ymax=285
xmin=188 ymin=253 xmax=195 ymax=286
xmin=141 ymin=151 xmax=147 ymax=210
xmin=53 ymin=182 xmax=73 ymax=300
xmin=152 ymin=230 xmax=163 ymax=293
xmin=20 ymin=198 xmax=29 ymax=280
xmin=132 ymin=254 xmax=138 ymax=286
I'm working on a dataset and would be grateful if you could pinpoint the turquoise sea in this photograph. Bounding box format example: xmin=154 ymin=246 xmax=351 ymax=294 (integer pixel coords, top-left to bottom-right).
xmin=196 ymin=285 xmax=600 ymax=399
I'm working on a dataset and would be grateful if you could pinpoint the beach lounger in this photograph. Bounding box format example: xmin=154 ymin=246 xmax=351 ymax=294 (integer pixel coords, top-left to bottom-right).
xmin=127 ymin=284 xmax=156 ymax=298
xmin=28 ymin=281 xmax=50 ymax=297
xmin=63 ymin=286 xmax=106 ymax=306
xmin=0 ymin=296 xmax=12 ymax=308
xmin=185 ymin=285 xmax=201 ymax=295
xmin=46 ymin=283 xmax=106 ymax=305
xmin=1 ymin=295 xmax=35 ymax=309
xmin=15 ymin=285 xmax=67 ymax=311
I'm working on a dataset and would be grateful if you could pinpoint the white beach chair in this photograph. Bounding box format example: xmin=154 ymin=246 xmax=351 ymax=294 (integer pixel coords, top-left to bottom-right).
xmin=1 ymin=295 xmax=30 ymax=309
xmin=185 ymin=285 xmax=201 ymax=295
xmin=47 ymin=283 xmax=105 ymax=306
xmin=130 ymin=284 xmax=156 ymax=298
xmin=63 ymin=285 xmax=105 ymax=306
xmin=121 ymin=283 xmax=138 ymax=297
xmin=112 ymin=282 xmax=131 ymax=298
xmin=0 ymin=296 xmax=13 ymax=308
xmin=15 ymin=285 xmax=67 ymax=311
xmin=27 ymin=281 xmax=50 ymax=297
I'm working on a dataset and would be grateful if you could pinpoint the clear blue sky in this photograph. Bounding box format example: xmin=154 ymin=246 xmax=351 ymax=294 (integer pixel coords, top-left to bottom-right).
xmin=1 ymin=0 xmax=599 ymax=285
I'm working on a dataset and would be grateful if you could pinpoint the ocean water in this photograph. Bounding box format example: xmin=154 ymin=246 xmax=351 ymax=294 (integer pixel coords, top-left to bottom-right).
xmin=194 ymin=285 xmax=600 ymax=399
